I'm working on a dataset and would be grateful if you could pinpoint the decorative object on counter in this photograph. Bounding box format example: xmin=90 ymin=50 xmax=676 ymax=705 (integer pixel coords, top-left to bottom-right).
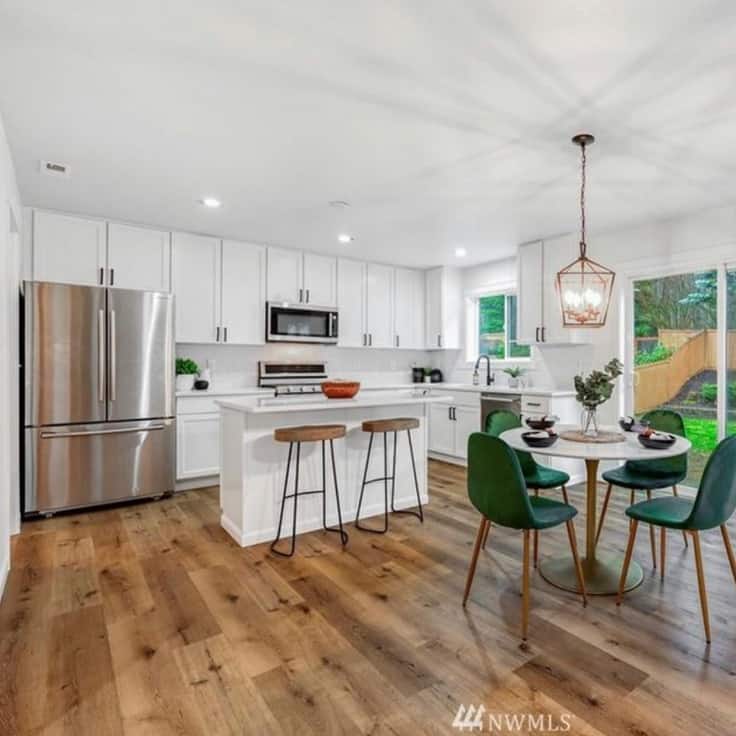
xmin=321 ymin=380 xmax=361 ymax=399
xmin=193 ymin=379 xmax=210 ymax=391
xmin=556 ymin=133 xmax=615 ymax=327
xmin=429 ymin=368 xmax=443 ymax=383
xmin=412 ymin=366 xmax=425 ymax=383
xmin=175 ymin=357 xmax=199 ymax=391
xmin=574 ymin=358 xmax=623 ymax=437
xmin=525 ymin=415 xmax=557 ymax=431
xmin=521 ymin=430 xmax=558 ymax=448
xmin=200 ymin=361 xmax=212 ymax=385
xmin=423 ymin=368 xmax=432 ymax=384
xmin=503 ymin=365 xmax=524 ymax=388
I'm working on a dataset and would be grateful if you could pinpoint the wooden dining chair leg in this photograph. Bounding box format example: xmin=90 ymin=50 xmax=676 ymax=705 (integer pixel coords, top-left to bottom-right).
xmin=618 ymin=520 xmax=639 ymax=605
xmin=660 ymin=526 xmax=666 ymax=580
xmin=646 ymin=490 xmax=656 ymax=568
xmin=565 ymin=520 xmax=587 ymax=606
xmin=561 ymin=485 xmax=569 ymax=504
xmin=720 ymin=524 xmax=736 ymax=584
xmin=481 ymin=520 xmax=491 ymax=550
xmin=594 ymin=483 xmax=613 ymax=549
xmin=521 ymin=529 xmax=531 ymax=641
xmin=463 ymin=518 xmax=488 ymax=607
xmin=672 ymin=486 xmax=688 ymax=547
xmin=629 ymin=490 xmax=635 ymax=532
xmin=691 ymin=531 xmax=712 ymax=644
xmin=533 ymin=489 xmax=539 ymax=569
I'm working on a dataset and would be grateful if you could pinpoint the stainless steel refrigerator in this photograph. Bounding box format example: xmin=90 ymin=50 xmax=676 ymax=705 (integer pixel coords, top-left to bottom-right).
xmin=22 ymin=281 xmax=175 ymax=515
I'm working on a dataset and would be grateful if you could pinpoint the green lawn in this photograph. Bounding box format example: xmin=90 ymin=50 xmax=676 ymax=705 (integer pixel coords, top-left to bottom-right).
xmin=683 ymin=417 xmax=736 ymax=453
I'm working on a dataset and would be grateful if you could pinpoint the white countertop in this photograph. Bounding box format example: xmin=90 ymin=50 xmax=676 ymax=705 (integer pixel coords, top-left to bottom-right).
xmin=216 ymin=390 xmax=452 ymax=414
xmin=361 ymin=382 xmax=575 ymax=398
xmin=176 ymin=387 xmax=274 ymax=398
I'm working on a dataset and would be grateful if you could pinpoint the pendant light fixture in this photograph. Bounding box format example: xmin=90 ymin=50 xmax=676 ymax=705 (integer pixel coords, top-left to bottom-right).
xmin=556 ymin=133 xmax=615 ymax=327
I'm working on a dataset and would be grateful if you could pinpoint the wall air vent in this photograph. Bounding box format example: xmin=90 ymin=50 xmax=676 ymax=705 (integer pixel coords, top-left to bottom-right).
xmin=40 ymin=160 xmax=71 ymax=178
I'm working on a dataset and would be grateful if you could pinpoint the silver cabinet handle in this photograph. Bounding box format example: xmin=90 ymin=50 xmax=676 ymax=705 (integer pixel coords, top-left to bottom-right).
xmin=541 ymin=326 xmax=546 ymax=342
xmin=299 ymin=288 xmax=304 ymax=302
xmin=526 ymin=401 xmax=542 ymax=407
xmin=305 ymin=289 xmax=310 ymax=303
xmin=395 ymin=335 xmax=400 ymax=348
xmin=98 ymin=309 xmax=105 ymax=402
xmin=110 ymin=268 xmax=115 ymax=286
xmin=223 ymin=326 xmax=228 ymax=343
xmin=99 ymin=267 xmax=104 ymax=285
xmin=216 ymin=326 xmax=220 ymax=342
xmin=109 ymin=310 xmax=117 ymax=401
xmin=535 ymin=327 xmax=540 ymax=342
xmin=437 ymin=334 xmax=442 ymax=348
xmin=41 ymin=424 xmax=166 ymax=439
xmin=368 ymin=333 xmax=372 ymax=346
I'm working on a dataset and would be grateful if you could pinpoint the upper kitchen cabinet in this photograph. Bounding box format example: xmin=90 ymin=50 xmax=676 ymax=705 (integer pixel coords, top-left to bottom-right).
xmin=267 ymin=247 xmax=337 ymax=306
xmin=365 ymin=263 xmax=394 ymax=348
xmin=220 ymin=240 xmax=266 ymax=345
xmin=172 ymin=233 xmax=221 ymax=343
xmin=393 ymin=267 xmax=425 ymax=349
xmin=516 ymin=240 xmax=587 ymax=345
xmin=107 ymin=223 xmax=170 ymax=291
xmin=425 ymin=266 xmax=462 ymax=349
xmin=32 ymin=210 xmax=106 ymax=286
xmin=337 ymin=258 xmax=366 ymax=348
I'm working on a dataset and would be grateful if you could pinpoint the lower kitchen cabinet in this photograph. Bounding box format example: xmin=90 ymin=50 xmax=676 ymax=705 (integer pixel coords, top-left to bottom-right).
xmin=176 ymin=413 xmax=220 ymax=480
xmin=428 ymin=396 xmax=481 ymax=460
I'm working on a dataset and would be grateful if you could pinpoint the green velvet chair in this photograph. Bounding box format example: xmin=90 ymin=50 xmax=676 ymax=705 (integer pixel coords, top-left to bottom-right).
xmin=485 ymin=409 xmax=570 ymax=567
xmin=618 ymin=435 xmax=736 ymax=643
xmin=597 ymin=409 xmax=689 ymax=566
xmin=463 ymin=432 xmax=586 ymax=641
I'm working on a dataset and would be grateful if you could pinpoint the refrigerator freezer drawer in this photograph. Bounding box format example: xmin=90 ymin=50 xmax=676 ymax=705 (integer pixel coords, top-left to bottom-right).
xmin=25 ymin=419 xmax=175 ymax=514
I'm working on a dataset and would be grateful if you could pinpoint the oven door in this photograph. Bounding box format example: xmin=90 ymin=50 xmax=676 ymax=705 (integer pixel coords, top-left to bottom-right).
xmin=266 ymin=303 xmax=338 ymax=343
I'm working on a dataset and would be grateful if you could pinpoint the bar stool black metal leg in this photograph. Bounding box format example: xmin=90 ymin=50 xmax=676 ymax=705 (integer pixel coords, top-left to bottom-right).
xmin=321 ymin=439 xmax=349 ymax=545
xmin=355 ymin=431 xmax=389 ymax=533
xmin=390 ymin=429 xmax=424 ymax=522
xmin=271 ymin=441 xmax=300 ymax=557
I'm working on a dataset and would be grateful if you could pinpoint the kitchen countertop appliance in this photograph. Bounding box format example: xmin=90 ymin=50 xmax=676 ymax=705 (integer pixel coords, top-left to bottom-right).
xmin=258 ymin=360 xmax=329 ymax=397
xmin=22 ymin=281 xmax=175 ymax=515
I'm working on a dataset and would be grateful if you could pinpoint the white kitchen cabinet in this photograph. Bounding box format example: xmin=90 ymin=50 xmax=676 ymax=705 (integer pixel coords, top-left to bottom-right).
xmin=107 ymin=222 xmax=171 ymax=291
xmin=221 ymin=240 xmax=266 ymax=345
xmin=425 ymin=266 xmax=462 ymax=349
xmin=453 ymin=406 xmax=480 ymax=460
xmin=337 ymin=258 xmax=366 ymax=347
xmin=393 ymin=267 xmax=425 ymax=349
xmin=267 ymin=246 xmax=303 ymax=303
xmin=176 ymin=413 xmax=220 ymax=479
xmin=365 ymin=263 xmax=394 ymax=348
xmin=172 ymin=233 xmax=221 ymax=343
xmin=428 ymin=392 xmax=481 ymax=459
xmin=428 ymin=403 xmax=455 ymax=455
xmin=32 ymin=210 xmax=106 ymax=286
xmin=303 ymin=252 xmax=337 ymax=306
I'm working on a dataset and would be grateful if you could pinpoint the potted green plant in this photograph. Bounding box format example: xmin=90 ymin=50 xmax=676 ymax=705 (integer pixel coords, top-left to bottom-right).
xmin=503 ymin=365 xmax=524 ymax=389
xmin=176 ymin=357 xmax=200 ymax=392
xmin=423 ymin=367 xmax=432 ymax=384
xmin=573 ymin=358 xmax=623 ymax=436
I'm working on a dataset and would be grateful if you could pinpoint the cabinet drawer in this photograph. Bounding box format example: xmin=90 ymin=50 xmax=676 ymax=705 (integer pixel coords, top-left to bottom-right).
xmin=521 ymin=396 xmax=549 ymax=414
xmin=177 ymin=396 xmax=227 ymax=414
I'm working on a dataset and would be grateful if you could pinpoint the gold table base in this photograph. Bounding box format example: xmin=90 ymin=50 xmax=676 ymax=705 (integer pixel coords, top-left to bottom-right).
xmin=539 ymin=551 xmax=643 ymax=596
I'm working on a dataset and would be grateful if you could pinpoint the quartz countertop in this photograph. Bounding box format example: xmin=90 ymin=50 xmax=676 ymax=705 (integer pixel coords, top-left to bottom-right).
xmin=176 ymin=386 xmax=274 ymax=398
xmin=216 ymin=390 xmax=452 ymax=414
xmin=360 ymin=382 xmax=575 ymax=398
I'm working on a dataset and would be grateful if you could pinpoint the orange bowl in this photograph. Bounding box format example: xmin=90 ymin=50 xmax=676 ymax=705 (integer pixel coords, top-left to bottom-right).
xmin=321 ymin=380 xmax=361 ymax=399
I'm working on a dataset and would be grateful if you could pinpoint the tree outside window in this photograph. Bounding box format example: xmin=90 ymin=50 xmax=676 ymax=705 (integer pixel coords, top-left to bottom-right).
xmin=478 ymin=294 xmax=530 ymax=359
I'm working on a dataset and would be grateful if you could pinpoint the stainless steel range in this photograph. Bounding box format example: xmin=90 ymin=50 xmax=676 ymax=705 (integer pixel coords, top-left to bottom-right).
xmin=258 ymin=360 xmax=328 ymax=397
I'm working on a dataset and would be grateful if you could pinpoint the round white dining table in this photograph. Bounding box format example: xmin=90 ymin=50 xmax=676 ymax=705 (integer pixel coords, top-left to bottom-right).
xmin=500 ymin=425 xmax=692 ymax=595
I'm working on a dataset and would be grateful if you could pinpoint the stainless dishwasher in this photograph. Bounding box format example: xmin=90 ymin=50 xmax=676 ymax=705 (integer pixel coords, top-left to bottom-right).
xmin=480 ymin=392 xmax=521 ymax=432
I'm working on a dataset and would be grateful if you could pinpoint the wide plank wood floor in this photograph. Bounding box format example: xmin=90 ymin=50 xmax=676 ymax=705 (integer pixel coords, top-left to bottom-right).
xmin=2 ymin=460 xmax=736 ymax=735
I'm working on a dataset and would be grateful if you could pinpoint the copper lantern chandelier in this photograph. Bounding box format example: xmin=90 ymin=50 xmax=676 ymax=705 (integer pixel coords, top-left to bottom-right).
xmin=556 ymin=133 xmax=615 ymax=327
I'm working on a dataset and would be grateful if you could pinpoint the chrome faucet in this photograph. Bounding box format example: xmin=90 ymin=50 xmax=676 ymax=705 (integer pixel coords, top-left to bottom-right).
xmin=473 ymin=355 xmax=495 ymax=386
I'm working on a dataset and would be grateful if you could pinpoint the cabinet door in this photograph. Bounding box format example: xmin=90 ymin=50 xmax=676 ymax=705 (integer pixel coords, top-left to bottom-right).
xmin=267 ymin=247 xmax=303 ymax=303
xmin=425 ymin=267 xmax=443 ymax=349
xmin=429 ymin=403 xmax=455 ymax=455
xmin=393 ymin=267 xmax=424 ymax=349
xmin=303 ymin=252 xmax=337 ymax=307
xmin=221 ymin=240 xmax=266 ymax=345
xmin=337 ymin=258 xmax=366 ymax=347
xmin=172 ymin=233 xmax=221 ymax=343
xmin=453 ymin=406 xmax=481 ymax=460
xmin=517 ymin=241 xmax=543 ymax=344
xmin=32 ymin=210 xmax=106 ymax=286
xmin=107 ymin=223 xmax=171 ymax=291
xmin=176 ymin=413 xmax=220 ymax=479
xmin=365 ymin=263 xmax=394 ymax=348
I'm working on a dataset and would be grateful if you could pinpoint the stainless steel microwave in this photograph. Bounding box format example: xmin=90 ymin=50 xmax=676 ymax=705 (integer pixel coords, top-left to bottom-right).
xmin=266 ymin=302 xmax=339 ymax=344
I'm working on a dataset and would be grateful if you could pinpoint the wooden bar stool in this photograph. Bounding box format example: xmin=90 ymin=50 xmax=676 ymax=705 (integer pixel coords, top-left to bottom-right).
xmin=271 ymin=423 xmax=349 ymax=557
xmin=355 ymin=417 xmax=423 ymax=534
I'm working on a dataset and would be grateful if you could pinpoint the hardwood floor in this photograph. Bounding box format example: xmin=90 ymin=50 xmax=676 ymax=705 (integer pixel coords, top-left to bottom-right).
xmin=2 ymin=460 xmax=736 ymax=735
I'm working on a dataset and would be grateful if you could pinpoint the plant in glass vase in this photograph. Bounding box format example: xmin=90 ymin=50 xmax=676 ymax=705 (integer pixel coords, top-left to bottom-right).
xmin=573 ymin=358 xmax=623 ymax=436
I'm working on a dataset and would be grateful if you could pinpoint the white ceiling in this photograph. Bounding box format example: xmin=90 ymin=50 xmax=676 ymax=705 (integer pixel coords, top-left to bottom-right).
xmin=2 ymin=1 xmax=736 ymax=267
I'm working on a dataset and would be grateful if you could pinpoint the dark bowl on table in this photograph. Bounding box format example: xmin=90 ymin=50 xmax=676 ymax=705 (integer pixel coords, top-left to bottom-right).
xmin=521 ymin=431 xmax=558 ymax=448
xmin=637 ymin=433 xmax=676 ymax=450
xmin=526 ymin=416 xmax=556 ymax=431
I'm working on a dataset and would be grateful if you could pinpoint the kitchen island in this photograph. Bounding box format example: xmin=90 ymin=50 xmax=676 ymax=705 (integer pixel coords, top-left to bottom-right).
xmin=217 ymin=390 xmax=451 ymax=547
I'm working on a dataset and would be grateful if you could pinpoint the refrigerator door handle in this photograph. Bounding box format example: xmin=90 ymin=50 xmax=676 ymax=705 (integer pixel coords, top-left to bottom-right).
xmin=109 ymin=309 xmax=117 ymax=401
xmin=98 ymin=309 xmax=105 ymax=402
xmin=41 ymin=424 xmax=167 ymax=439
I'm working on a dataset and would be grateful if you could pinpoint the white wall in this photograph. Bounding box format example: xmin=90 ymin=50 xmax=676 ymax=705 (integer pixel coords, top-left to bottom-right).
xmin=0 ymin=110 xmax=22 ymax=602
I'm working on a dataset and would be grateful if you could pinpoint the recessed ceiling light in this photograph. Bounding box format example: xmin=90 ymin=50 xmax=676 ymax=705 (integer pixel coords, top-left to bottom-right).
xmin=329 ymin=200 xmax=350 ymax=209
xmin=455 ymin=247 xmax=467 ymax=258
xmin=200 ymin=197 xmax=222 ymax=208
xmin=338 ymin=234 xmax=354 ymax=244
